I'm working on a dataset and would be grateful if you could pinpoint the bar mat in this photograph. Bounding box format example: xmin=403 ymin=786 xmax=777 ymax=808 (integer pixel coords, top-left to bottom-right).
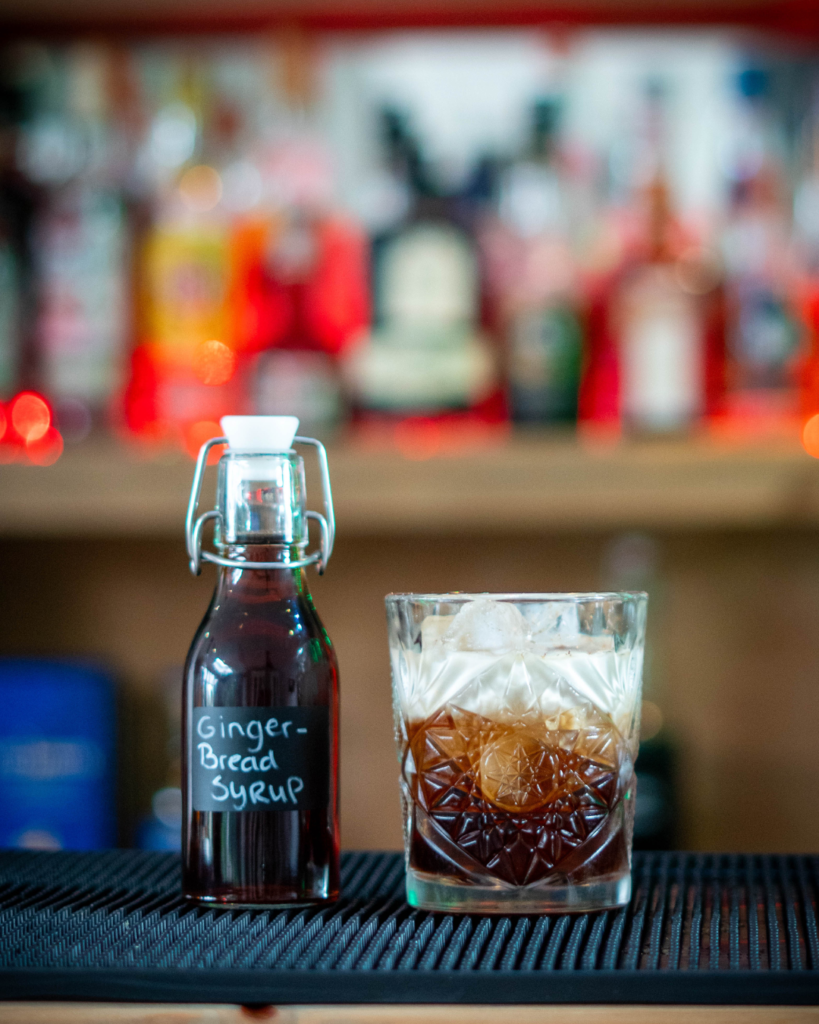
xmin=0 ymin=850 xmax=818 ymax=1004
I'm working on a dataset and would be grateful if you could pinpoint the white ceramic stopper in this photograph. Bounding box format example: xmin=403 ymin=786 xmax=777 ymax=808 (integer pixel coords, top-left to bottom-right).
xmin=220 ymin=416 xmax=300 ymax=453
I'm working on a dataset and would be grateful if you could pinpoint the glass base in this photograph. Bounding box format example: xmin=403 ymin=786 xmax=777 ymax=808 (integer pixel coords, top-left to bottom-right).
xmin=406 ymin=867 xmax=632 ymax=914
xmin=183 ymin=892 xmax=336 ymax=908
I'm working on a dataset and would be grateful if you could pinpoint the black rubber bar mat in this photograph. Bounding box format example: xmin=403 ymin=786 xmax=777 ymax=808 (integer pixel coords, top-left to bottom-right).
xmin=0 ymin=850 xmax=818 ymax=1004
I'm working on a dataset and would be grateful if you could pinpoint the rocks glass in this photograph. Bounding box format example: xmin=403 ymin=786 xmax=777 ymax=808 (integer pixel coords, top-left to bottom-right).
xmin=386 ymin=593 xmax=647 ymax=913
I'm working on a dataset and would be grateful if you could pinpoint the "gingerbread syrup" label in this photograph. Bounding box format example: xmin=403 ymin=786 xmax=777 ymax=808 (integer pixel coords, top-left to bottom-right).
xmin=191 ymin=706 xmax=329 ymax=812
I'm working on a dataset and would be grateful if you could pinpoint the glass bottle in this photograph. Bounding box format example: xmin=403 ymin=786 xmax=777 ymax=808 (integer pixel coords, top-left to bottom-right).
xmin=721 ymin=65 xmax=802 ymax=427
xmin=343 ymin=108 xmax=501 ymax=427
xmin=613 ymin=81 xmax=707 ymax=434
xmin=182 ymin=415 xmax=339 ymax=904
xmin=794 ymin=81 xmax=819 ymax=420
xmin=495 ymin=98 xmax=585 ymax=425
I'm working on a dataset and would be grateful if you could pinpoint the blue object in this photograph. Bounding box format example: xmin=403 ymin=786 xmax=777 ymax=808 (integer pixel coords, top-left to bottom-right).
xmin=0 ymin=659 xmax=116 ymax=850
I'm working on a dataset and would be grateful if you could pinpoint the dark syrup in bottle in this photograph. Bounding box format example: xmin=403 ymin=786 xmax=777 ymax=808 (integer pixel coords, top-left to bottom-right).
xmin=182 ymin=419 xmax=339 ymax=905
xmin=183 ymin=548 xmax=339 ymax=903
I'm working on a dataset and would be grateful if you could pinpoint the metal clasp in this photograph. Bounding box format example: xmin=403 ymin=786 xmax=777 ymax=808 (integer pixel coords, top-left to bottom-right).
xmin=185 ymin=435 xmax=336 ymax=577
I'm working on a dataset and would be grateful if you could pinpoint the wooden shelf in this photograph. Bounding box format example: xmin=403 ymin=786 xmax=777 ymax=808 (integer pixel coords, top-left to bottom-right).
xmin=1 ymin=432 xmax=818 ymax=537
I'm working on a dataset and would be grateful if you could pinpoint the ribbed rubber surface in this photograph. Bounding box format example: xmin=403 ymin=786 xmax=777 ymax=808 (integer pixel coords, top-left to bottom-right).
xmin=1 ymin=851 xmax=818 ymax=1004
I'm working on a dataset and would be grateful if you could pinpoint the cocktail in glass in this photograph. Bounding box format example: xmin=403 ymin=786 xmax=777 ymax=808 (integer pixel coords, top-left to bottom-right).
xmin=386 ymin=593 xmax=647 ymax=913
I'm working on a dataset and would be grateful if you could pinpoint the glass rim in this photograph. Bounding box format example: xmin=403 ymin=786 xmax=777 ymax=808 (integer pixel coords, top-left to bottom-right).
xmin=384 ymin=591 xmax=647 ymax=604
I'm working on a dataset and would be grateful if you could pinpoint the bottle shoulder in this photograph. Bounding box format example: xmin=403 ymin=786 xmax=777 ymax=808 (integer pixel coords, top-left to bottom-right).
xmin=184 ymin=592 xmax=338 ymax=709
xmin=189 ymin=594 xmax=327 ymax=641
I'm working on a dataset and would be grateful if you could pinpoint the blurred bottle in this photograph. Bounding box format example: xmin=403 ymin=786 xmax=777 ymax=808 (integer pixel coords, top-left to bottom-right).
xmin=344 ymin=108 xmax=501 ymax=431
xmin=601 ymin=534 xmax=677 ymax=850
xmin=0 ymin=181 xmax=23 ymax=399
xmin=35 ymin=186 xmax=128 ymax=425
xmin=16 ymin=46 xmax=132 ymax=433
xmin=793 ymin=82 xmax=819 ymax=419
xmin=611 ymin=82 xmax=710 ymax=434
xmin=492 ymin=99 xmax=584 ymax=425
xmin=134 ymin=218 xmax=239 ymax=451
xmin=240 ymin=31 xmax=367 ymax=439
xmin=720 ymin=66 xmax=803 ymax=429
xmin=244 ymin=189 xmax=368 ymax=439
xmin=128 ymin=57 xmax=243 ymax=450
xmin=0 ymin=52 xmax=24 ymax=395
xmin=0 ymin=45 xmax=49 ymax=401
xmin=0 ymin=659 xmax=116 ymax=850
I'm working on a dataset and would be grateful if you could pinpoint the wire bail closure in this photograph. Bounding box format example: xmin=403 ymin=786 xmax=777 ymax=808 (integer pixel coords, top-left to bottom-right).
xmin=185 ymin=435 xmax=336 ymax=577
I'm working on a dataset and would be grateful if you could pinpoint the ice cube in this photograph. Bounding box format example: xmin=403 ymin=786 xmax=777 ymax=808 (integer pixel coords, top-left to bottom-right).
xmin=477 ymin=730 xmax=556 ymax=812
xmin=443 ymin=598 xmax=528 ymax=654
xmin=420 ymin=613 xmax=455 ymax=649
xmin=527 ymin=601 xmax=581 ymax=650
xmin=540 ymin=646 xmax=623 ymax=717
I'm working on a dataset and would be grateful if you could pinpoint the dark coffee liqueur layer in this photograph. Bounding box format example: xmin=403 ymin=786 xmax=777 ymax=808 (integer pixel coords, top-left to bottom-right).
xmin=404 ymin=707 xmax=632 ymax=887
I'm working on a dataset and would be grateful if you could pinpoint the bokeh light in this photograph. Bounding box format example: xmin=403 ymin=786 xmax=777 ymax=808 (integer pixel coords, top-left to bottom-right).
xmin=802 ymin=414 xmax=819 ymax=458
xmin=394 ymin=418 xmax=442 ymax=460
xmin=0 ymin=403 xmax=14 ymax=463
xmin=26 ymin=427 xmax=64 ymax=466
xmin=184 ymin=420 xmax=224 ymax=462
xmin=640 ymin=700 xmax=664 ymax=743
xmin=193 ymin=340 xmax=236 ymax=386
xmin=149 ymin=102 xmax=197 ymax=169
xmin=178 ymin=165 xmax=223 ymax=213
xmin=10 ymin=392 xmax=51 ymax=443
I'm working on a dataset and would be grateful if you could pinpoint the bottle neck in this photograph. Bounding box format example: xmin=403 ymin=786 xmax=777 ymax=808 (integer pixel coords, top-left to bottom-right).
xmin=216 ymin=451 xmax=308 ymax=550
xmin=644 ymin=177 xmax=674 ymax=263
xmin=215 ymin=544 xmax=311 ymax=600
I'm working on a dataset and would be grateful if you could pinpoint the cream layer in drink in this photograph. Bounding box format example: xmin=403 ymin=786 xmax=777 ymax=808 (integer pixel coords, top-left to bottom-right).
xmin=392 ymin=598 xmax=642 ymax=739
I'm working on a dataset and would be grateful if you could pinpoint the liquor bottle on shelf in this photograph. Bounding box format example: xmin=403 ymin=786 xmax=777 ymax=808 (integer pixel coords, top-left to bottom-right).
xmin=135 ymin=199 xmax=240 ymax=449
xmin=35 ymin=185 xmax=129 ymax=422
xmin=616 ymin=182 xmax=708 ymax=434
xmin=343 ymin=108 xmax=501 ymax=433
xmin=493 ymin=98 xmax=584 ymax=425
xmin=12 ymin=44 xmax=132 ymax=432
xmin=0 ymin=51 xmax=37 ymax=398
xmin=720 ymin=66 xmax=803 ymax=430
xmin=244 ymin=197 xmax=368 ymax=438
xmin=234 ymin=32 xmax=368 ymax=440
xmin=182 ymin=415 xmax=339 ymax=904
xmin=0 ymin=182 xmax=24 ymax=399
xmin=129 ymin=56 xmax=245 ymax=451
xmin=792 ymin=82 xmax=819 ymax=421
xmin=606 ymin=82 xmax=712 ymax=435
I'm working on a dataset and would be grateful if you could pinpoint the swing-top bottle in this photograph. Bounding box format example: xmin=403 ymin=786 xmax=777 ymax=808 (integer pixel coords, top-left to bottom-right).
xmin=182 ymin=415 xmax=339 ymax=904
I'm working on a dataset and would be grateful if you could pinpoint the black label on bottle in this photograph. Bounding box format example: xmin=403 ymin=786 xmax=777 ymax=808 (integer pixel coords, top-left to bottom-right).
xmin=191 ymin=707 xmax=329 ymax=813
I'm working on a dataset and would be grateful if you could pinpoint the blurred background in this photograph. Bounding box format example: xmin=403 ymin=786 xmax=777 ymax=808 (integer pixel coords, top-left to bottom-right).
xmin=1 ymin=0 xmax=819 ymax=856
